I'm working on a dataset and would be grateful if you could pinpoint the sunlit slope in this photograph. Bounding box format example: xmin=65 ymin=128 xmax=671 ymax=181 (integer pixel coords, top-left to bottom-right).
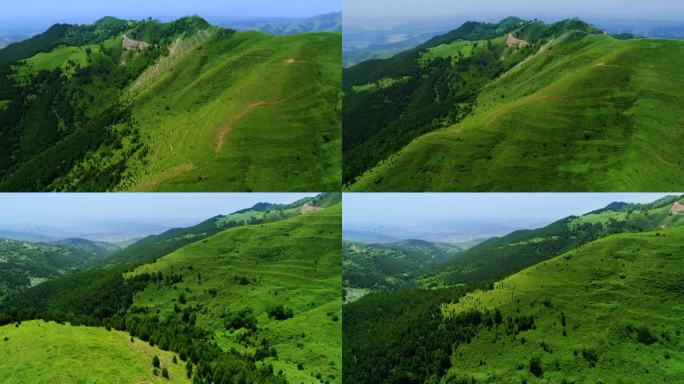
xmin=350 ymin=35 xmax=684 ymax=191
xmin=124 ymin=30 xmax=341 ymax=192
xmin=444 ymin=226 xmax=684 ymax=383
xmin=0 ymin=320 xmax=190 ymax=384
xmin=130 ymin=204 xmax=342 ymax=384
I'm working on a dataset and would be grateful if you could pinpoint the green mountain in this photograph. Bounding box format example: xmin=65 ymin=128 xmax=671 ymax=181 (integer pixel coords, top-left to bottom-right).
xmin=343 ymin=17 xmax=684 ymax=191
xmin=343 ymin=239 xmax=462 ymax=298
xmin=0 ymin=237 xmax=118 ymax=302
xmin=102 ymin=192 xmax=340 ymax=267
xmin=424 ymin=195 xmax=684 ymax=286
xmin=443 ymin=225 xmax=684 ymax=383
xmin=0 ymin=193 xmax=341 ymax=384
xmin=0 ymin=16 xmax=341 ymax=192
xmin=249 ymin=12 xmax=342 ymax=35
xmin=343 ymin=195 xmax=684 ymax=384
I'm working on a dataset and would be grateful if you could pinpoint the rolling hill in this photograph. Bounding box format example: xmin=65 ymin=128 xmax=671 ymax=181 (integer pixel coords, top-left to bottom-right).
xmin=343 ymin=195 xmax=684 ymax=384
xmin=443 ymin=225 xmax=684 ymax=383
xmin=344 ymin=17 xmax=684 ymax=191
xmin=0 ymin=320 xmax=189 ymax=383
xmin=0 ymin=16 xmax=341 ymax=192
xmin=423 ymin=195 xmax=684 ymax=286
xmin=0 ymin=193 xmax=341 ymax=383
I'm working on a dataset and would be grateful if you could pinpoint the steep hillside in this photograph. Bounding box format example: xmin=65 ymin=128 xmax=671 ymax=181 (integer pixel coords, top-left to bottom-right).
xmin=0 ymin=320 xmax=189 ymax=383
xmin=0 ymin=17 xmax=341 ymax=192
xmin=425 ymin=195 xmax=684 ymax=286
xmin=443 ymin=226 xmax=684 ymax=383
xmin=343 ymin=239 xmax=462 ymax=299
xmin=345 ymin=17 xmax=684 ymax=191
xmin=130 ymin=203 xmax=342 ymax=384
xmin=0 ymin=237 xmax=117 ymax=301
xmin=103 ymin=193 xmax=339 ymax=266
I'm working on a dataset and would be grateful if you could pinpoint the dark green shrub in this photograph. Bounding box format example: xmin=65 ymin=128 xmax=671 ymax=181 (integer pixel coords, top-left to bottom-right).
xmin=267 ymin=304 xmax=294 ymax=320
xmin=529 ymin=357 xmax=543 ymax=377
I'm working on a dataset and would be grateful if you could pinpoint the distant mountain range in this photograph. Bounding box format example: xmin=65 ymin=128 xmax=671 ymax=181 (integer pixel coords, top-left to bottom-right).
xmin=209 ymin=11 xmax=341 ymax=34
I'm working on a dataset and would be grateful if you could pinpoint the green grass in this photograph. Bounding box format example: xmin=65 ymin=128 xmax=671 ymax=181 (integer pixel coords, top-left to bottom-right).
xmin=349 ymin=35 xmax=684 ymax=191
xmin=443 ymin=226 xmax=684 ymax=383
xmin=116 ymin=30 xmax=341 ymax=192
xmin=351 ymin=76 xmax=411 ymax=93
xmin=418 ymin=40 xmax=476 ymax=67
xmin=129 ymin=204 xmax=342 ymax=384
xmin=13 ymin=44 xmax=101 ymax=79
xmin=0 ymin=320 xmax=190 ymax=383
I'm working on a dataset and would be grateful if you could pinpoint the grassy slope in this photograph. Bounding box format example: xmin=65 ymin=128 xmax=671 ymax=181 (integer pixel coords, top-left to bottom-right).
xmin=121 ymin=30 xmax=341 ymax=192
xmin=350 ymin=35 xmax=684 ymax=191
xmin=0 ymin=320 xmax=189 ymax=384
xmin=443 ymin=226 xmax=684 ymax=383
xmin=130 ymin=204 xmax=342 ymax=384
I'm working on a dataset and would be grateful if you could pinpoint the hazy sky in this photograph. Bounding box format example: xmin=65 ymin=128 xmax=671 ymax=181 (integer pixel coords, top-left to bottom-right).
xmin=2 ymin=0 xmax=340 ymax=22
xmin=344 ymin=193 xmax=677 ymax=226
xmin=0 ymin=193 xmax=315 ymax=227
xmin=345 ymin=0 xmax=684 ymax=22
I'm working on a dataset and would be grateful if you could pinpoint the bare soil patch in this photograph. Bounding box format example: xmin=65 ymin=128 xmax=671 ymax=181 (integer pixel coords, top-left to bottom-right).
xmin=506 ymin=34 xmax=530 ymax=48
xmin=300 ymin=203 xmax=322 ymax=214
xmin=133 ymin=162 xmax=196 ymax=191
xmin=214 ymin=99 xmax=288 ymax=154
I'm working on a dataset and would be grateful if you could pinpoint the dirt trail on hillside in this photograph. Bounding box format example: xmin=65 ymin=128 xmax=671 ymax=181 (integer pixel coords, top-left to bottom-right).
xmin=133 ymin=162 xmax=196 ymax=191
xmin=214 ymin=99 xmax=288 ymax=155
xmin=486 ymin=95 xmax=556 ymax=126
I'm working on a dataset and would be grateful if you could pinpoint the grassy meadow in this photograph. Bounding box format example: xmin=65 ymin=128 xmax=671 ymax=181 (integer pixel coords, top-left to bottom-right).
xmin=120 ymin=30 xmax=341 ymax=192
xmin=0 ymin=320 xmax=190 ymax=384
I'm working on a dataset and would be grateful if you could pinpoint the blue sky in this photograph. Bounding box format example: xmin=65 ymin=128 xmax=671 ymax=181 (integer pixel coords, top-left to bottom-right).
xmin=3 ymin=0 xmax=340 ymax=22
xmin=0 ymin=193 xmax=316 ymax=226
xmin=345 ymin=0 xmax=684 ymax=21
xmin=344 ymin=193 xmax=678 ymax=226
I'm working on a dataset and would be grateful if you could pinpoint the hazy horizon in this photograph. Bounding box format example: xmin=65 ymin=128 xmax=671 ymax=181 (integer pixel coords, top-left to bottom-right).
xmin=1 ymin=0 xmax=340 ymax=26
xmin=0 ymin=193 xmax=316 ymax=241
xmin=343 ymin=193 xmax=678 ymax=242
xmin=345 ymin=0 xmax=684 ymax=26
